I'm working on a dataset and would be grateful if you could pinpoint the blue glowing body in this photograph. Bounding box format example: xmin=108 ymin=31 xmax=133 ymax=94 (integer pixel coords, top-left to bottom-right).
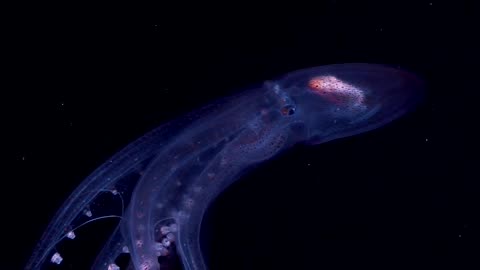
xmin=26 ymin=63 xmax=423 ymax=270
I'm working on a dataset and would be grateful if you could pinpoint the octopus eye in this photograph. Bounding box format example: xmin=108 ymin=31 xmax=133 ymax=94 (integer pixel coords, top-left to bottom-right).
xmin=280 ymin=105 xmax=296 ymax=116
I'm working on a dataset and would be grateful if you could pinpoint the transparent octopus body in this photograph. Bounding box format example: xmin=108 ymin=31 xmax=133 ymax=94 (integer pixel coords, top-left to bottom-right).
xmin=26 ymin=63 xmax=424 ymax=270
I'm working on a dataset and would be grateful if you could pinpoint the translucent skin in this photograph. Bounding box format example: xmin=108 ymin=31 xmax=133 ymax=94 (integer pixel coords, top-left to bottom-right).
xmin=275 ymin=63 xmax=424 ymax=144
xmin=26 ymin=63 xmax=423 ymax=270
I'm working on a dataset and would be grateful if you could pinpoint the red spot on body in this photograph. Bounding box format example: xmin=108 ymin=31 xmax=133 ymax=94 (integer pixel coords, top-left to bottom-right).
xmin=308 ymin=76 xmax=365 ymax=106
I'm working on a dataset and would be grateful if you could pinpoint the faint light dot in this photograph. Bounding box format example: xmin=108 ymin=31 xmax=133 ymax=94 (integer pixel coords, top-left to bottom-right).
xmin=429 ymin=2 xmax=433 ymax=5
xmin=307 ymin=163 xmax=311 ymax=166
xmin=459 ymin=234 xmax=462 ymax=238
xmin=425 ymin=138 xmax=429 ymax=142
xmin=21 ymin=156 xmax=26 ymax=161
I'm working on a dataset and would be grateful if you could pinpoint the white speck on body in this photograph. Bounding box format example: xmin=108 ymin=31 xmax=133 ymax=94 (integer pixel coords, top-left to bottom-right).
xmin=166 ymin=232 xmax=175 ymax=241
xmin=108 ymin=263 xmax=120 ymax=270
xmin=160 ymin=226 xmax=170 ymax=235
xmin=66 ymin=231 xmax=76 ymax=239
xmin=84 ymin=209 xmax=92 ymax=217
xmin=169 ymin=223 xmax=178 ymax=232
xmin=50 ymin=252 xmax=63 ymax=264
xmin=162 ymin=238 xmax=171 ymax=247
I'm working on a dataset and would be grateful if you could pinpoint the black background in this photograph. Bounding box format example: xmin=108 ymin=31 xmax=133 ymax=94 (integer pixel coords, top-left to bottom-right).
xmin=7 ymin=1 xmax=479 ymax=269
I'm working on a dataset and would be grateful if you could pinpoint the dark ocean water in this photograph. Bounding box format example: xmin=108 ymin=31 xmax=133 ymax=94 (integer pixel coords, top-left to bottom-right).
xmin=7 ymin=1 xmax=478 ymax=269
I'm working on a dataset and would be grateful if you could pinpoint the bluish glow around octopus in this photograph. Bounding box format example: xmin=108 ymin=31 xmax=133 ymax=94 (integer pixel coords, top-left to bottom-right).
xmin=26 ymin=63 xmax=424 ymax=270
